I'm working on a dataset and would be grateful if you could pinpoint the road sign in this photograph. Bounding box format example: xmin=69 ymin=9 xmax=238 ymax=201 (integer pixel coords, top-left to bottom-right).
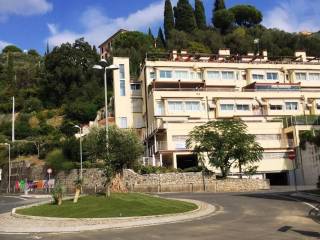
xmin=288 ymin=150 xmax=296 ymax=161
xmin=47 ymin=168 xmax=52 ymax=174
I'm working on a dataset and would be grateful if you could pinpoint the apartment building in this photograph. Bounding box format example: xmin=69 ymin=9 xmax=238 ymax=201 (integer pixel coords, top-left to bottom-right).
xmin=111 ymin=50 xmax=320 ymax=185
xmin=99 ymin=29 xmax=128 ymax=59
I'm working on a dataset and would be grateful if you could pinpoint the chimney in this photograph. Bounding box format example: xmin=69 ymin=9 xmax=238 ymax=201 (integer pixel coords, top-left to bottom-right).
xmin=295 ymin=51 xmax=307 ymax=62
xmin=219 ymin=49 xmax=230 ymax=56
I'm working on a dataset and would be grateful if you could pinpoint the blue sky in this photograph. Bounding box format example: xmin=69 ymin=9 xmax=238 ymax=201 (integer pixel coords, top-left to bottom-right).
xmin=0 ymin=0 xmax=319 ymax=54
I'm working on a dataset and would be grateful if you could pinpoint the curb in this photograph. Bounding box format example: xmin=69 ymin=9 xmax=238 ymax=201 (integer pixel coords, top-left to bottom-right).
xmin=1 ymin=198 xmax=221 ymax=234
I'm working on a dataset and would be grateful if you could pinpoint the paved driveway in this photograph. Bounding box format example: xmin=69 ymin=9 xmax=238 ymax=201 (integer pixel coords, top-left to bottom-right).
xmin=0 ymin=195 xmax=45 ymax=214
xmin=0 ymin=191 xmax=319 ymax=240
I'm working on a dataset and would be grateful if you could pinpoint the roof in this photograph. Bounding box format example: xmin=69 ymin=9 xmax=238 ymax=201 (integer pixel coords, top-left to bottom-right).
xmin=98 ymin=29 xmax=128 ymax=48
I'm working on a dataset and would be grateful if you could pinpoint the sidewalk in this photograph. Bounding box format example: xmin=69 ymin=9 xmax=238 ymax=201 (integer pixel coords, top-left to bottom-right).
xmin=0 ymin=199 xmax=219 ymax=234
xmin=291 ymin=191 xmax=320 ymax=203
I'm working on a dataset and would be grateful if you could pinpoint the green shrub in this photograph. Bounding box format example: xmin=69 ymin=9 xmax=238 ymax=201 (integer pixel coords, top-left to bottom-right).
xmin=183 ymin=166 xmax=204 ymax=172
xmin=45 ymin=149 xmax=71 ymax=171
xmin=51 ymin=184 xmax=65 ymax=205
xmin=134 ymin=165 xmax=181 ymax=174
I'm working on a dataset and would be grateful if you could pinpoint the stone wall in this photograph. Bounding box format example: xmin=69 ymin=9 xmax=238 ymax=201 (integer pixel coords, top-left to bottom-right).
xmin=124 ymin=170 xmax=270 ymax=193
xmin=1 ymin=166 xmax=270 ymax=193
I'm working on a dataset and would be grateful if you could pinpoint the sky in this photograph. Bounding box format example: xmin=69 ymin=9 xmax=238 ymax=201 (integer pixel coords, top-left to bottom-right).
xmin=0 ymin=0 xmax=320 ymax=54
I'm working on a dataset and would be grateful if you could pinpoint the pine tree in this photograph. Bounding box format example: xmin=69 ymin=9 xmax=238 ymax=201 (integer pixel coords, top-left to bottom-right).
xmin=174 ymin=0 xmax=197 ymax=33
xmin=148 ymin=27 xmax=154 ymax=40
xmin=214 ymin=0 xmax=226 ymax=12
xmin=164 ymin=0 xmax=175 ymax=39
xmin=194 ymin=0 xmax=207 ymax=30
xmin=45 ymin=42 xmax=50 ymax=55
xmin=212 ymin=0 xmax=226 ymax=25
xmin=156 ymin=28 xmax=166 ymax=49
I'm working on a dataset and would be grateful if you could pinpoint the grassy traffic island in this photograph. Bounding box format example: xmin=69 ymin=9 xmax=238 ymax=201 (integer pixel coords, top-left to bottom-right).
xmin=16 ymin=193 xmax=198 ymax=218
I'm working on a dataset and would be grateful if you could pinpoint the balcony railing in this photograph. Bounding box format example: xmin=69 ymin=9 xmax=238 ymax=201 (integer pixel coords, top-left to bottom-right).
xmin=283 ymin=115 xmax=320 ymax=128
xmin=157 ymin=141 xmax=168 ymax=151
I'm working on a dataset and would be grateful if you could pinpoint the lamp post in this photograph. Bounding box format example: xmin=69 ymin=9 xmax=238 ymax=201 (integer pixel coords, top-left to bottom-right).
xmin=93 ymin=60 xmax=119 ymax=150
xmin=74 ymin=125 xmax=83 ymax=180
xmin=2 ymin=143 xmax=11 ymax=193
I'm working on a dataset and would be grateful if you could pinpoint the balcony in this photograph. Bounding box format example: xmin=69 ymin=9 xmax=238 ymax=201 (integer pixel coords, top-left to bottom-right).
xmin=283 ymin=115 xmax=320 ymax=128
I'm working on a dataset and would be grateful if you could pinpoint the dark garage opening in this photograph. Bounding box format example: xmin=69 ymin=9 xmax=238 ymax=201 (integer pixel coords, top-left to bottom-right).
xmin=266 ymin=172 xmax=289 ymax=185
xmin=176 ymin=154 xmax=198 ymax=170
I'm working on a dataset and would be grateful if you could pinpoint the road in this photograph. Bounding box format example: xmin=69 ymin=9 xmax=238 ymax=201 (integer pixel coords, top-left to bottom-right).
xmin=0 ymin=191 xmax=319 ymax=240
xmin=0 ymin=195 xmax=45 ymax=214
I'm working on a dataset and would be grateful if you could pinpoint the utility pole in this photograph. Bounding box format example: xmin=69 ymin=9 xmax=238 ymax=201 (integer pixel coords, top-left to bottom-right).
xmin=12 ymin=97 xmax=15 ymax=142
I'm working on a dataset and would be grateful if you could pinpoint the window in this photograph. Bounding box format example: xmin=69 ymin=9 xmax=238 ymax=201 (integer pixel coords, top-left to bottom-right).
xmin=221 ymin=71 xmax=235 ymax=80
xmin=296 ymin=72 xmax=307 ymax=81
xmin=255 ymin=134 xmax=281 ymax=141
xmin=252 ymin=74 xmax=264 ymax=80
xmin=150 ymin=71 xmax=156 ymax=79
xmin=119 ymin=64 xmax=125 ymax=79
xmin=175 ymin=71 xmax=189 ymax=79
xmin=130 ymin=84 xmax=141 ymax=90
xmin=156 ymin=101 xmax=164 ymax=115
xmin=160 ymin=70 xmax=172 ymax=78
xmin=172 ymin=135 xmax=188 ymax=149
xmin=119 ymin=117 xmax=127 ymax=128
xmin=185 ymin=101 xmax=201 ymax=112
xmin=267 ymin=72 xmax=278 ymax=80
xmin=236 ymin=104 xmax=250 ymax=111
xmin=263 ymin=152 xmax=287 ymax=159
xmin=120 ymin=80 xmax=125 ymax=96
xmin=309 ymin=73 xmax=320 ymax=81
xmin=220 ymin=104 xmax=234 ymax=111
xmin=168 ymin=101 xmax=183 ymax=112
xmin=270 ymin=105 xmax=283 ymax=110
xmin=190 ymin=71 xmax=202 ymax=80
xmin=131 ymin=99 xmax=142 ymax=113
xmin=207 ymin=71 xmax=220 ymax=80
xmin=285 ymin=102 xmax=298 ymax=110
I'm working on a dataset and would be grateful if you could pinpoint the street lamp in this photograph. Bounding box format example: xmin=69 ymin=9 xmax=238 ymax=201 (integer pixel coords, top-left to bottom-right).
xmin=74 ymin=125 xmax=83 ymax=180
xmin=93 ymin=60 xmax=119 ymax=151
xmin=1 ymin=143 xmax=11 ymax=193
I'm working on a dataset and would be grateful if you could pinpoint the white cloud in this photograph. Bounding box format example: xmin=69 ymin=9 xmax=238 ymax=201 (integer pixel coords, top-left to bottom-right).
xmin=0 ymin=40 xmax=11 ymax=51
xmin=264 ymin=0 xmax=320 ymax=32
xmin=0 ymin=0 xmax=52 ymax=20
xmin=47 ymin=1 xmax=165 ymax=47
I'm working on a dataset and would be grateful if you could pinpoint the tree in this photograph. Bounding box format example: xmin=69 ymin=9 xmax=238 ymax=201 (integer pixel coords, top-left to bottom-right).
xmin=2 ymin=45 xmax=22 ymax=53
xmin=27 ymin=49 xmax=40 ymax=57
xmin=213 ymin=9 xmax=235 ymax=33
xmin=156 ymin=28 xmax=166 ymax=49
xmin=234 ymin=134 xmax=263 ymax=178
xmin=230 ymin=5 xmax=263 ymax=27
xmin=187 ymin=119 xmax=262 ymax=178
xmin=174 ymin=0 xmax=197 ymax=33
xmin=214 ymin=0 xmax=226 ymax=12
xmin=148 ymin=27 xmax=154 ymax=41
xmin=83 ymin=126 xmax=143 ymax=197
xmin=194 ymin=0 xmax=207 ymax=30
xmin=164 ymin=0 xmax=175 ymax=39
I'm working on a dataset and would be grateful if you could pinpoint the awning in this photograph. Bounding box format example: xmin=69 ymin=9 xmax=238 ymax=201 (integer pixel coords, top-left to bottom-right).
xmin=268 ymin=100 xmax=284 ymax=105
xmin=219 ymin=99 xmax=235 ymax=104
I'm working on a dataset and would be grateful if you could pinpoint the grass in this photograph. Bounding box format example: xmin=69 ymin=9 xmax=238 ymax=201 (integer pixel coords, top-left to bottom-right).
xmin=16 ymin=193 xmax=197 ymax=218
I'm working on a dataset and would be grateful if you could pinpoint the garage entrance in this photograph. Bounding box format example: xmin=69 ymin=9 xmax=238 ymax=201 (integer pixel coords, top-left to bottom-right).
xmin=266 ymin=172 xmax=289 ymax=185
xmin=176 ymin=154 xmax=198 ymax=170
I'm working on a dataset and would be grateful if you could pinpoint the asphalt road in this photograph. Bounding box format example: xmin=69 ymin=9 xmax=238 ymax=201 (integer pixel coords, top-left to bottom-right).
xmin=0 ymin=191 xmax=319 ymax=240
xmin=0 ymin=195 xmax=45 ymax=214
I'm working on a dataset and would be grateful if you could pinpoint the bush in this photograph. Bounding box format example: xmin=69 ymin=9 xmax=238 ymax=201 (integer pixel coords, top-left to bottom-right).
xmin=23 ymin=97 xmax=43 ymax=113
xmin=51 ymin=184 xmax=65 ymax=205
xmin=134 ymin=165 xmax=181 ymax=174
xmin=183 ymin=166 xmax=204 ymax=172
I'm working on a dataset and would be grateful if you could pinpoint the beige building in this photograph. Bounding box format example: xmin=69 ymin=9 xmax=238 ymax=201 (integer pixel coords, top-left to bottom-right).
xmin=110 ymin=49 xmax=320 ymax=185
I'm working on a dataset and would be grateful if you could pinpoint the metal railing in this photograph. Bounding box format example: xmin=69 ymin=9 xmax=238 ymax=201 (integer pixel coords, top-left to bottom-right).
xmin=283 ymin=115 xmax=320 ymax=128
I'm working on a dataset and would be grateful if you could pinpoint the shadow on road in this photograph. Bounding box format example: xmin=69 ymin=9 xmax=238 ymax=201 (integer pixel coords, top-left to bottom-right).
xmin=309 ymin=204 xmax=320 ymax=224
xmin=278 ymin=225 xmax=320 ymax=238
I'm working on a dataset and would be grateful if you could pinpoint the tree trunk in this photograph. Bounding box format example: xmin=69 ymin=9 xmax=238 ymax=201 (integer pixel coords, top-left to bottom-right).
xmin=239 ymin=163 xmax=242 ymax=179
xmin=73 ymin=187 xmax=81 ymax=203
xmin=105 ymin=183 xmax=111 ymax=198
xmin=58 ymin=194 xmax=62 ymax=206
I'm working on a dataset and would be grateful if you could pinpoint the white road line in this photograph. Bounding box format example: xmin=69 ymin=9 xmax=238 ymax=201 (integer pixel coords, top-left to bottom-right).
xmin=275 ymin=194 xmax=319 ymax=211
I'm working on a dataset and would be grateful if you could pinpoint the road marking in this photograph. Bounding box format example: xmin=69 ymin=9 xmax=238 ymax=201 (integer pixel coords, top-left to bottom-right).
xmin=274 ymin=194 xmax=319 ymax=211
xmin=1 ymin=196 xmax=27 ymax=201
